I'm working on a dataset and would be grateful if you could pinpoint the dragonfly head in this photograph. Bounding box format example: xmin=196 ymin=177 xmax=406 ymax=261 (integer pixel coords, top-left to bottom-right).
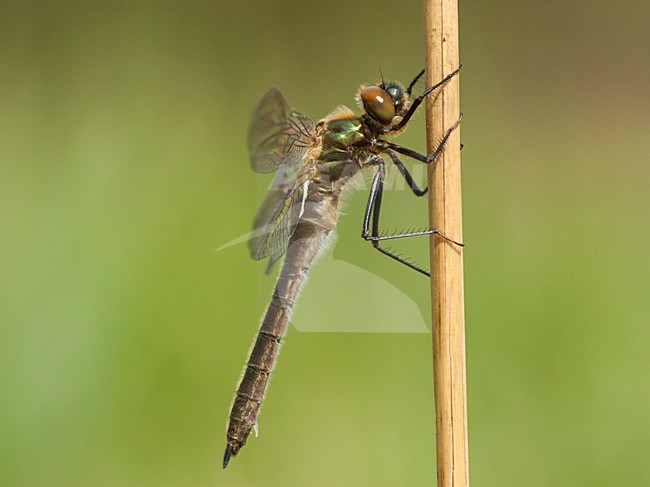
xmin=359 ymin=81 xmax=409 ymax=126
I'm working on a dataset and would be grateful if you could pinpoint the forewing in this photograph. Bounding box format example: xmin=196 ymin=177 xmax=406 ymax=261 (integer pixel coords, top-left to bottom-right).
xmin=248 ymin=87 xmax=315 ymax=173
xmin=249 ymin=163 xmax=312 ymax=265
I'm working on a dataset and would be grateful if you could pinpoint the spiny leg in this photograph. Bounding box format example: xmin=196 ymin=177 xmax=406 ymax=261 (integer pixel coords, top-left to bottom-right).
xmin=386 ymin=151 xmax=427 ymax=197
xmin=388 ymin=65 xmax=461 ymax=133
xmin=361 ymin=165 xmax=463 ymax=277
xmin=361 ymin=165 xmax=428 ymax=276
xmin=383 ymin=112 xmax=463 ymax=164
xmin=406 ymin=69 xmax=425 ymax=97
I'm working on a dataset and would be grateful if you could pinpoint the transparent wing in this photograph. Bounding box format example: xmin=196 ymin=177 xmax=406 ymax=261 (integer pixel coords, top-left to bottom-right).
xmin=248 ymin=163 xmax=313 ymax=268
xmin=248 ymin=86 xmax=315 ymax=173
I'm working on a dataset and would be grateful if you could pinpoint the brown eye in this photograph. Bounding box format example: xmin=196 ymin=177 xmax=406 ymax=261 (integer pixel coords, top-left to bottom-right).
xmin=360 ymin=86 xmax=395 ymax=124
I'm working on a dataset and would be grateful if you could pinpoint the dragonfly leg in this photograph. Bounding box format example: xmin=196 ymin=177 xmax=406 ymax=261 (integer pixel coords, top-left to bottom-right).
xmin=406 ymin=68 xmax=425 ymax=97
xmin=386 ymin=150 xmax=427 ymax=197
xmin=383 ymin=112 xmax=463 ymax=164
xmin=387 ymin=65 xmax=461 ymax=133
xmin=361 ymin=165 xmax=464 ymax=277
xmin=361 ymin=165 xmax=429 ymax=276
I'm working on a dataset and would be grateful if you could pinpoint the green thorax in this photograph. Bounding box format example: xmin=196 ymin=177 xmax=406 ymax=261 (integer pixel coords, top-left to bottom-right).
xmin=320 ymin=117 xmax=366 ymax=163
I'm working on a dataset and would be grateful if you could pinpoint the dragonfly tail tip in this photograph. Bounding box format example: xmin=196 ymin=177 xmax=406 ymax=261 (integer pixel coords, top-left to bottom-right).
xmin=223 ymin=444 xmax=233 ymax=469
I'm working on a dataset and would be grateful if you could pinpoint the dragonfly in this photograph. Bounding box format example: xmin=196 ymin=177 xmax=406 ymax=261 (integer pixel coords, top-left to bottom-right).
xmin=223 ymin=66 xmax=462 ymax=468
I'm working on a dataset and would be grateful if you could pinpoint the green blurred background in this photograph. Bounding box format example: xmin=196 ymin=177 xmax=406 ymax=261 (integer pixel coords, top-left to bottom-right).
xmin=2 ymin=1 xmax=649 ymax=486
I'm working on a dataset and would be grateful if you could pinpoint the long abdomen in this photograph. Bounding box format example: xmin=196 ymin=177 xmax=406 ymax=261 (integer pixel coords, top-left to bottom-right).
xmin=224 ymin=198 xmax=337 ymax=468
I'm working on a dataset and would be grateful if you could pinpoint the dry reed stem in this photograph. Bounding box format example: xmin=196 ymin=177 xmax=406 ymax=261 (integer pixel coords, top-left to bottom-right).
xmin=423 ymin=0 xmax=469 ymax=485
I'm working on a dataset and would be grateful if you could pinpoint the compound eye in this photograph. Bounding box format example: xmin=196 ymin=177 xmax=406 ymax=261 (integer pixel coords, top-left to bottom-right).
xmin=360 ymin=86 xmax=395 ymax=124
xmin=386 ymin=85 xmax=404 ymax=109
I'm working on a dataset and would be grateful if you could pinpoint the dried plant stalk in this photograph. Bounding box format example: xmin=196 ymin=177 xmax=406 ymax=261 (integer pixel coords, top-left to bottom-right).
xmin=424 ymin=0 xmax=469 ymax=485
